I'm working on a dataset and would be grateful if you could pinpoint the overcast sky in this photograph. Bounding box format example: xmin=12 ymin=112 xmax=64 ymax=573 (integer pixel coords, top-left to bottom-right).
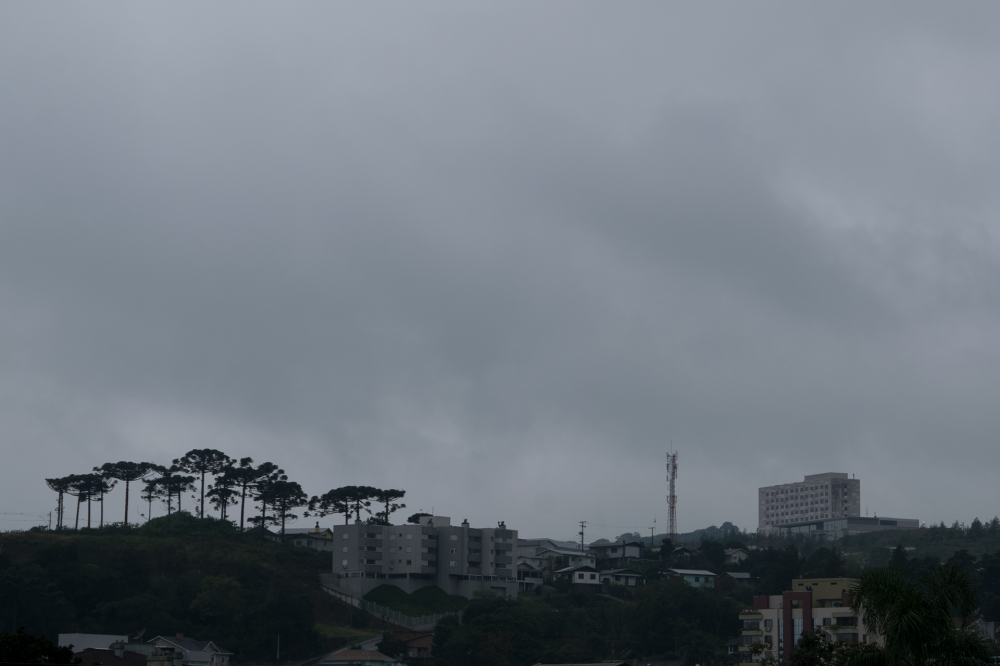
xmin=2 ymin=3 xmax=1000 ymax=542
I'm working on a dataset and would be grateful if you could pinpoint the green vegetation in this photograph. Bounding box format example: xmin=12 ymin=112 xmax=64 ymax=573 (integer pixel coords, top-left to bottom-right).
xmin=433 ymin=579 xmax=746 ymax=666
xmin=0 ymin=628 xmax=80 ymax=664
xmin=362 ymin=585 xmax=468 ymax=617
xmin=0 ymin=512 xmax=356 ymax=661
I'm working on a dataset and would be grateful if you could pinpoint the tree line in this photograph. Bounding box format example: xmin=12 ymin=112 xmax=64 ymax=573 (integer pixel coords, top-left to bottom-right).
xmin=43 ymin=449 xmax=409 ymax=535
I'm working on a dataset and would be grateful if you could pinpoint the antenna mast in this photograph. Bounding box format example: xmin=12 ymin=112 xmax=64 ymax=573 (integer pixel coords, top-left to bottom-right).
xmin=666 ymin=449 xmax=678 ymax=545
xmin=578 ymin=521 xmax=587 ymax=551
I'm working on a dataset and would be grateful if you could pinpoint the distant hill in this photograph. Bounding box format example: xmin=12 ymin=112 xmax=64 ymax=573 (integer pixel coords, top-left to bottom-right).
xmin=0 ymin=513 xmax=357 ymax=661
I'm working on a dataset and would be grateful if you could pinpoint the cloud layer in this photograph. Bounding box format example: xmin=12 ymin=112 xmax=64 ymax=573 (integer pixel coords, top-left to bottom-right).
xmin=3 ymin=3 xmax=1000 ymax=540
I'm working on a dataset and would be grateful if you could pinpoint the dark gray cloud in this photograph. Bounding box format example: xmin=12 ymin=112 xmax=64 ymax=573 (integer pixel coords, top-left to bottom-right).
xmin=2 ymin=2 xmax=1000 ymax=539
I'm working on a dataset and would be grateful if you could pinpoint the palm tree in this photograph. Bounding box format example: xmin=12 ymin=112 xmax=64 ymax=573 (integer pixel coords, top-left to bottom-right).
xmin=173 ymin=449 xmax=233 ymax=518
xmin=95 ymin=461 xmax=160 ymax=525
xmin=844 ymin=565 xmax=995 ymax=666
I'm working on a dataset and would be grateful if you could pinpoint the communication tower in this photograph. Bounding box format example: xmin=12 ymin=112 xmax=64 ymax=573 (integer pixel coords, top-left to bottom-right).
xmin=666 ymin=450 xmax=678 ymax=544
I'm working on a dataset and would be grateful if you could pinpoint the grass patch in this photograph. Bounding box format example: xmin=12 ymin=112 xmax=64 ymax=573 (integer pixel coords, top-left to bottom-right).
xmin=363 ymin=584 xmax=468 ymax=616
xmin=314 ymin=623 xmax=378 ymax=643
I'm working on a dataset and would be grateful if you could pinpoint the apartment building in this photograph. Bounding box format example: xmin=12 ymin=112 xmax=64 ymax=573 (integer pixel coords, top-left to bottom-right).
xmin=324 ymin=515 xmax=519 ymax=599
xmin=737 ymin=577 xmax=878 ymax=663
xmin=759 ymin=473 xmax=860 ymax=533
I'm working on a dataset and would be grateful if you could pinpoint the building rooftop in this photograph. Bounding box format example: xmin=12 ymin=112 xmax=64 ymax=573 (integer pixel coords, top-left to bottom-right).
xmin=667 ymin=569 xmax=717 ymax=576
xmin=321 ymin=649 xmax=397 ymax=663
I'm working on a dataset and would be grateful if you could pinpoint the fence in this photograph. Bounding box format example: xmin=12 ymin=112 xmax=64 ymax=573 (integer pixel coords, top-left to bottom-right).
xmin=320 ymin=585 xmax=460 ymax=631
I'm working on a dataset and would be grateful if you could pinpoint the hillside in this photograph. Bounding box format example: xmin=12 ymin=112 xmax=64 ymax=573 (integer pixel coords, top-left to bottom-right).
xmin=0 ymin=513 xmax=358 ymax=662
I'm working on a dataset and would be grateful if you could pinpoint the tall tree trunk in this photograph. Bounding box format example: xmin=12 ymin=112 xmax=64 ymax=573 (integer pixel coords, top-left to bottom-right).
xmin=200 ymin=471 xmax=206 ymax=518
xmin=124 ymin=479 xmax=130 ymax=524
xmin=147 ymin=495 xmax=153 ymax=522
xmin=87 ymin=497 xmax=92 ymax=528
xmin=280 ymin=504 xmax=286 ymax=536
xmin=261 ymin=502 xmax=268 ymax=532
xmin=240 ymin=485 xmax=247 ymax=531
xmin=99 ymin=490 xmax=104 ymax=528
xmin=57 ymin=491 xmax=63 ymax=529
xmin=75 ymin=495 xmax=82 ymax=529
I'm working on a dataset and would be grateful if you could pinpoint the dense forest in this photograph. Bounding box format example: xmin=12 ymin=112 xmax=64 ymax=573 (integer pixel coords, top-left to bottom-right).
xmin=0 ymin=513 xmax=359 ymax=661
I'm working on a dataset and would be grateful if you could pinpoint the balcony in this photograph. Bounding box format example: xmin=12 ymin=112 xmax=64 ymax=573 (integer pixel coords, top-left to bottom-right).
xmin=739 ymin=612 xmax=763 ymax=620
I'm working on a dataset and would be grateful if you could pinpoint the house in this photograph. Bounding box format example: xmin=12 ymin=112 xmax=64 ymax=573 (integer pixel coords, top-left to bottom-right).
xmin=600 ymin=568 xmax=643 ymax=587
xmin=147 ymin=635 xmax=232 ymax=666
xmin=554 ymin=565 xmax=602 ymax=593
xmin=390 ymin=631 xmax=434 ymax=659
xmin=588 ymin=540 xmax=645 ymax=568
xmin=725 ymin=572 xmax=752 ymax=586
xmin=517 ymin=560 xmax=545 ymax=590
xmin=60 ymin=635 xmax=128 ymax=652
xmin=665 ymin=568 xmax=717 ymax=588
xmin=265 ymin=523 xmax=336 ymax=552
xmin=74 ymin=648 xmax=146 ymax=666
xmin=724 ymin=548 xmax=749 ymax=564
xmin=319 ymin=649 xmax=402 ymax=666
xmin=535 ymin=548 xmax=597 ymax=570
xmin=517 ymin=538 xmax=570 ymax=558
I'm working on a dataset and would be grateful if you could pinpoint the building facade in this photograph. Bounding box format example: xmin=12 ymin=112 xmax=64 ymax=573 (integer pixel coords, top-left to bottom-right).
xmin=738 ymin=577 xmax=879 ymax=663
xmin=324 ymin=515 xmax=519 ymax=599
xmin=759 ymin=473 xmax=861 ymax=533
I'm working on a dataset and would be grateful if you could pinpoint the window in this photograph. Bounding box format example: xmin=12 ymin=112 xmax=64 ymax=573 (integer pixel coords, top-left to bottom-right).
xmin=694 ymin=577 xmax=700 ymax=582
xmin=342 ymin=559 xmax=348 ymax=566
xmin=389 ymin=534 xmax=396 ymax=541
xmin=450 ymin=548 xmax=457 ymax=554
xmin=389 ymin=547 xmax=396 ymax=553
xmin=764 ymin=620 xmax=772 ymax=630
xmin=342 ymin=546 xmax=348 ymax=553
xmin=823 ymin=618 xmax=831 ymax=626
xmin=406 ymin=546 xmax=412 ymax=553
xmin=590 ymin=574 xmax=596 ymax=580
xmin=578 ymin=573 xmax=585 ymax=579
xmin=450 ymin=535 xmax=458 ymax=541
xmin=407 ymin=534 xmax=413 ymax=540
xmin=449 ymin=561 xmax=457 ymax=567
xmin=342 ymin=533 xmax=349 ymax=540
xmin=406 ymin=559 xmax=412 ymax=565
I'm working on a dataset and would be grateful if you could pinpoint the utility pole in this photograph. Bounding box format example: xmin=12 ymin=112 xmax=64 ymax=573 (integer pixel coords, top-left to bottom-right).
xmin=578 ymin=521 xmax=586 ymax=551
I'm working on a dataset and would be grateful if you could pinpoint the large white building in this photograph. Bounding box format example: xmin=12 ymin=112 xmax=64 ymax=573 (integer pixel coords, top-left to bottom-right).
xmin=758 ymin=472 xmax=860 ymax=533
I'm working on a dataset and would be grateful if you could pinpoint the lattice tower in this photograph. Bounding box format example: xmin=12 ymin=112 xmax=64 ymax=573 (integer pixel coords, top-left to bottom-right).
xmin=666 ymin=451 xmax=678 ymax=544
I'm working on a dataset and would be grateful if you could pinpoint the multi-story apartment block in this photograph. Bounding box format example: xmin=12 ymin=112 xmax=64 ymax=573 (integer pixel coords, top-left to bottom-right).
xmin=759 ymin=473 xmax=860 ymax=533
xmin=323 ymin=515 xmax=519 ymax=599
xmin=737 ymin=577 xmax=879 ymax=663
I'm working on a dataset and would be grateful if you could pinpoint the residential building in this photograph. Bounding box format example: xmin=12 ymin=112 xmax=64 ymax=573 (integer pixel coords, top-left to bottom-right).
xmin=588 ymin=540 xmax=644 ymax=568
xmin=324 ymin=515 xmax=519 ymax=599
xmin=147 ymin=635 xmax=232 ymax=666
xmin=264 ymin=523 xmax=336 ymax=552
xmin=759 ymin=473 xmax=860 ymax=533
xmin=59 ymin=635 xmax=128 ymax=652
xmin=665 ymin=568 xmax=717 ymax=588
xmin=738 ymin=577 xmax=880 ymax=663
xmin=778 ymin=515 xmax=919 ymax=540
xmin=554 ymin=565 xmax=602 ymax=593
xmin=517 ymin=538 xmax=569 ymax=558
xmin=725 ymin=572 xmax=752 ymax=586
xmin=534 ymin=548 xmax=597 ymax=569
xmin=725 ymin=548 xmax=749 ymax=564
xmin=600 ymin=568 xmax=642 ymax=586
